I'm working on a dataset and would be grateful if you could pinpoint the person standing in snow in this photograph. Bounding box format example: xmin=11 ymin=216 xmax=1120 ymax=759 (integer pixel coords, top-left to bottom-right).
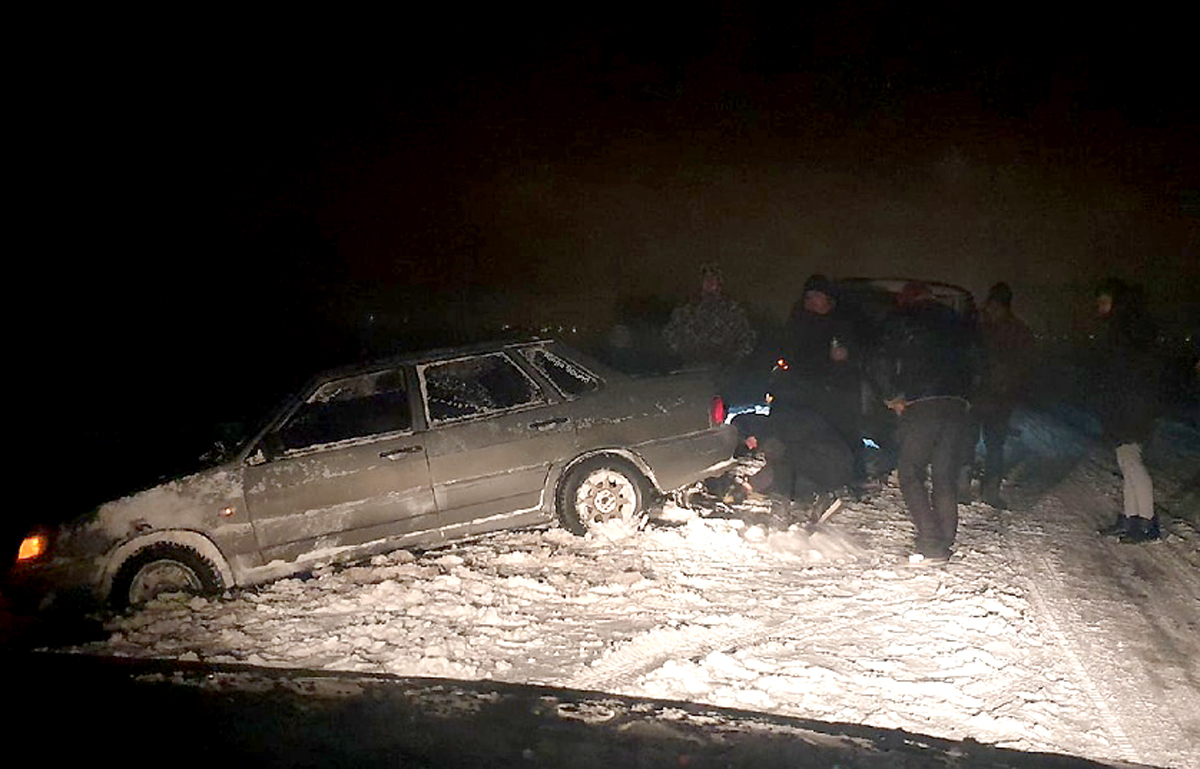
xmin=1092 ymin=278 xmax=1162 ymax=543
xmin=662 ymin=263 xmax=756 ymax=370
xmin=780 ymin=274 xmax=868 ymax=485
xmin=877 ymin=282 xmax=977 ymax=561
xmin=972 ymin=282 xmax=1036 ymax=508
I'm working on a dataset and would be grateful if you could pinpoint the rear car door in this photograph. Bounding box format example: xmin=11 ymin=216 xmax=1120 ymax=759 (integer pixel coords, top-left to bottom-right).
xmin=419 ymin=350 xmax=578 ymax=527
xmin=242 ymin=366 xmax=437 ymax=564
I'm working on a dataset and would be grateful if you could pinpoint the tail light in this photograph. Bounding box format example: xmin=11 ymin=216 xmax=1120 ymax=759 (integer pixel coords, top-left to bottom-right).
xmin=710 ymin=396 xmax=727 ymax=426
xmin=773 ymin=357 xmax=790 ymax=372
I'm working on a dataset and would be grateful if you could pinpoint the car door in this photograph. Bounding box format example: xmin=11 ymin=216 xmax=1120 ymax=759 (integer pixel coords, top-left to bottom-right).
xmin=418 ymin=350 xmax=577 ymax=527
xmin=242 ymin=365 xmax=437 ymax=565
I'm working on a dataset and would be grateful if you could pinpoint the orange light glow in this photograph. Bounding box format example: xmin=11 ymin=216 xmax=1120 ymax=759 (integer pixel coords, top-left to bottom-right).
xmin=17 ymin=532 xmax=49 ymax=562
xmin=220 ymin=506 xmax=235 ymax=517
xmin=775 ymin=358 xmax=789 ymax=371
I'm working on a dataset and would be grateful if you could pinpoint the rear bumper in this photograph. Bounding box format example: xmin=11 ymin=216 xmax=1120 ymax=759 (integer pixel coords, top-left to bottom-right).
xmin=633 ymin=424 xmax=739 ymax=492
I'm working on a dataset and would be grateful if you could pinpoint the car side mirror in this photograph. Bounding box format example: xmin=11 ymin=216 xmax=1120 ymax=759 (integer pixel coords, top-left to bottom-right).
xmin=260 ymin=432 xmax=285 ymax=462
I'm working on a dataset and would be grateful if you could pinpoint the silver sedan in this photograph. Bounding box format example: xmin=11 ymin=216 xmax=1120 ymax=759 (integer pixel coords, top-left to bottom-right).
xmin=8 ymin=339 xmax=737 ymax=610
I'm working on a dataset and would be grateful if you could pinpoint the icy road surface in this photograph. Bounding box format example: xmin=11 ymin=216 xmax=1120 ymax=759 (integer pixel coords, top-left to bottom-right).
xmin=69 ymin=408 xmax=1200 ymax=768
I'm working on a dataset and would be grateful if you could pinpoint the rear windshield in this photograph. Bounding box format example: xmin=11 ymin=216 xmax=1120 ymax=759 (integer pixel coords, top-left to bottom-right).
xmin=520 ymin=347 xmax=601 ymax=397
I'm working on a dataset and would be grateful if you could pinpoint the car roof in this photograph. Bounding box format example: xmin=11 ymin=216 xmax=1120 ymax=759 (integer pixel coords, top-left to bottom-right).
xmin=834 ymin=277 xmax=974 ymax=300
xmin=232 ymin=337 xmax=559 ymax=459
xmin=309 ymin=337 xmax=557 ymax=384
xmin=234 ymin=337 xmax=617 ymax=463
xmin=833 ymin=277 xmax=977 ymax=315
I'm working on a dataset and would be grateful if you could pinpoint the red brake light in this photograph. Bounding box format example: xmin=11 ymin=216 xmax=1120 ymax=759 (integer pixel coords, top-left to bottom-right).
xmin=775 ymin=357 xmax=790 ymax=371
xmin=710 ymin=396 xmax=726 ymax=426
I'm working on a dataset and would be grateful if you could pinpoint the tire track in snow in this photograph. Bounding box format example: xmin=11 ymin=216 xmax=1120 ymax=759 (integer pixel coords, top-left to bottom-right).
xmin=563 ymin=612 xmax=867 ymax=692
xmin=1002 ymin=464 xmax=1195 ymax=767
xmin=1010 ymin=538 xmax=1143 ymax=765
xmin=560 ymin=515 xmax=875 ymax=692
xmin=1003 ymin=473 xmax=1141 ymax=763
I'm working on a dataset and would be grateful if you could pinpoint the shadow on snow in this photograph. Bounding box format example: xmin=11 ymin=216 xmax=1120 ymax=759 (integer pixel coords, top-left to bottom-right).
xmin=6 ymin=653 xmax=1150 ymax=769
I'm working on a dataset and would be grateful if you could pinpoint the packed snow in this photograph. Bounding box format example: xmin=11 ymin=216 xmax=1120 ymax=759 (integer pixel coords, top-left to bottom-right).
xmin=54 ymin=406 xmax=1200 ymax=768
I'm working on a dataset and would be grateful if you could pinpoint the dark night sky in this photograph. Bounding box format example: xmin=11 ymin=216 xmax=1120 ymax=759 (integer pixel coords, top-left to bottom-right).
xmin=31 ymin=6 xmax=1198 ymax=494
xmin=165 ymin=9 xmax=1195 ymax=332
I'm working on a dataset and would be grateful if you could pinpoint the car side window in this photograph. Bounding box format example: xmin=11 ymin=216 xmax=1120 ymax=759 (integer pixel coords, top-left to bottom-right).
xmin=422 ymin=353 xmax=545 ymax=424
xmin=277 ymin=368 xmax=413 ymax=451
xmin=519 ymin=347 xmax=600 ymax=397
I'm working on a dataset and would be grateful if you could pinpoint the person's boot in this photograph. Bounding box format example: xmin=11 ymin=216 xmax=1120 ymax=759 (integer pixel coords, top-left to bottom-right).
xmin=1098 ymin=514 xmax=1129 ymax=537
xmin=980 ymin=478 xmax=1007 ymax=509
xmin=766 ymin=496 xmax=794 ymax=528
xmin=723 ymin=484 xmax=747 ymax=505
xmin=957 ymin=466 xmax=974 ymax=504
xmin=806 ymin=493 xmax=843 ymax=529
xmin=1120 ymin=515 xmax=1160 ymax=543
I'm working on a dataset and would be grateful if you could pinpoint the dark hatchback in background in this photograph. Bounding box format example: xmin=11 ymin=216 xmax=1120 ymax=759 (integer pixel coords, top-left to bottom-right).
xmin=732 ymin=276 xmax=978 ymax=405
xmin=7 ymin=339 xmax=737 ymax=611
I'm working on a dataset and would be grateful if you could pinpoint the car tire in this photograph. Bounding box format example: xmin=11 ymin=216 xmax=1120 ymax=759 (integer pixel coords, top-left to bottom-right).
xmin=557 ymin=456 xmax=650 ymax=536
xmin=109 ymin=543 xmax=223 ymax=611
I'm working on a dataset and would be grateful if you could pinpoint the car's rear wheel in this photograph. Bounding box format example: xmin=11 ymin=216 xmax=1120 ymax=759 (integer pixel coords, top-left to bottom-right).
xmin=109 ymin=543 xmax=223 ymax=611
xmin=557 ymin=456 xmax=650 ymax=536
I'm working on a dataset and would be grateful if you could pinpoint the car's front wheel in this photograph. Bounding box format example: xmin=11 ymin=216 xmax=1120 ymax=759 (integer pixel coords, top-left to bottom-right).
xmin=109 ymin=543 xmax=223 ymax=611
xmin=557 ymin=456 xmax=650 ymax=536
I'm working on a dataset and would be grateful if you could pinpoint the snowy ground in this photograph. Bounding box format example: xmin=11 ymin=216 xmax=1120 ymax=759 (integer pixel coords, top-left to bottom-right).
xmin=27 ymin=407 xmax=1200 ymax=767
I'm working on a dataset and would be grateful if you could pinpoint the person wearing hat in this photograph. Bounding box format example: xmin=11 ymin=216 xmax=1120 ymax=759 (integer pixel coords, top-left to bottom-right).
xmin=1092 ymin=278 xmax=1161 ymax=543
xmin=973 ymin=282 xmax=1035 ymax=508
xmin=662 ymin=262 xmax=756 ymax=369
xmin=877 ymin=281 xmax=978 ymax=562
xmin=781 ymin=274 xmax=866 ymax=484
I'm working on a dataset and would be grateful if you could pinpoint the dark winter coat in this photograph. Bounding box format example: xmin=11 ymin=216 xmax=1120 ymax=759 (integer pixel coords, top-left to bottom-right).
xmin=783 ymin=303 xmax=864 ymax=388
xmin=1093 ymin=302 xmax=1160 ymax=445
xmin=878 ymin=299 xmax=977 ymax=403
xmin=733 ymin=404 xmax=854 ymax=493
xmin=976 ymin=309 xmax=1035 ymax=411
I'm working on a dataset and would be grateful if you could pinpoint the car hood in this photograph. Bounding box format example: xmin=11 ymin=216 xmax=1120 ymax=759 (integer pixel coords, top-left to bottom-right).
xmin=52 ymin=465 xmax=245 ymax=561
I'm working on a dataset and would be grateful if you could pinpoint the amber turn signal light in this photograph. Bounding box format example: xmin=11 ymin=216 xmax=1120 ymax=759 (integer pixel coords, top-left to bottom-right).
xmin=17 ymin=532 xmax=49 ymax=562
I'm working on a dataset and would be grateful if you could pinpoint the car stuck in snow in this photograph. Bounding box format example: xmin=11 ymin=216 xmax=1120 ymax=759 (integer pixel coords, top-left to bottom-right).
xmin=7 ymin=339 xmax=738 ymax=611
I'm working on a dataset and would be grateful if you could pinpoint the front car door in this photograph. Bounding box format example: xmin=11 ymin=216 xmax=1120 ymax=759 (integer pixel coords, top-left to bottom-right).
xmin=242 ymin=365 xmax=437 ymax=565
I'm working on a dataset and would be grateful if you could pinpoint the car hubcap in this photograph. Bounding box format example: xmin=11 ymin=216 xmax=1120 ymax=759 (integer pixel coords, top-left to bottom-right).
xmin=128 ymin=560 xmax=203 ymax=605
xmin=577 ymin=469 xmax=638 ymax=526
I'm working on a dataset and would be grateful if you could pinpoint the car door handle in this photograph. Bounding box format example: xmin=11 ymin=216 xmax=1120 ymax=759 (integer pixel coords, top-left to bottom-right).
xmin=529 ymin=417 xmax=569 ymax=431
xmin=380 ymin=446 xmax=422 ymax=459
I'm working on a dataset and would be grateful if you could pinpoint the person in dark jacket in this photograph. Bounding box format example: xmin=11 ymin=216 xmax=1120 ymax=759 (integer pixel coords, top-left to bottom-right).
xmin=781 ymin=274 xmax=868 ymax=482
xmin=730 ymin=403 xmax=855 ymax=514
xmin=878 ymin=282 xmax=977 ymax=561
xmin=1093 ymin=278 xmax=1161 ymax=542
xmin=973 ymin=282 xmax=1035 ymax=508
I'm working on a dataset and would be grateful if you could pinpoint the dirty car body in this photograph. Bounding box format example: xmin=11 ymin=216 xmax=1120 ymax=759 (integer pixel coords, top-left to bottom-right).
xmin=8 ymin=339 xmax=737 ymax=610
